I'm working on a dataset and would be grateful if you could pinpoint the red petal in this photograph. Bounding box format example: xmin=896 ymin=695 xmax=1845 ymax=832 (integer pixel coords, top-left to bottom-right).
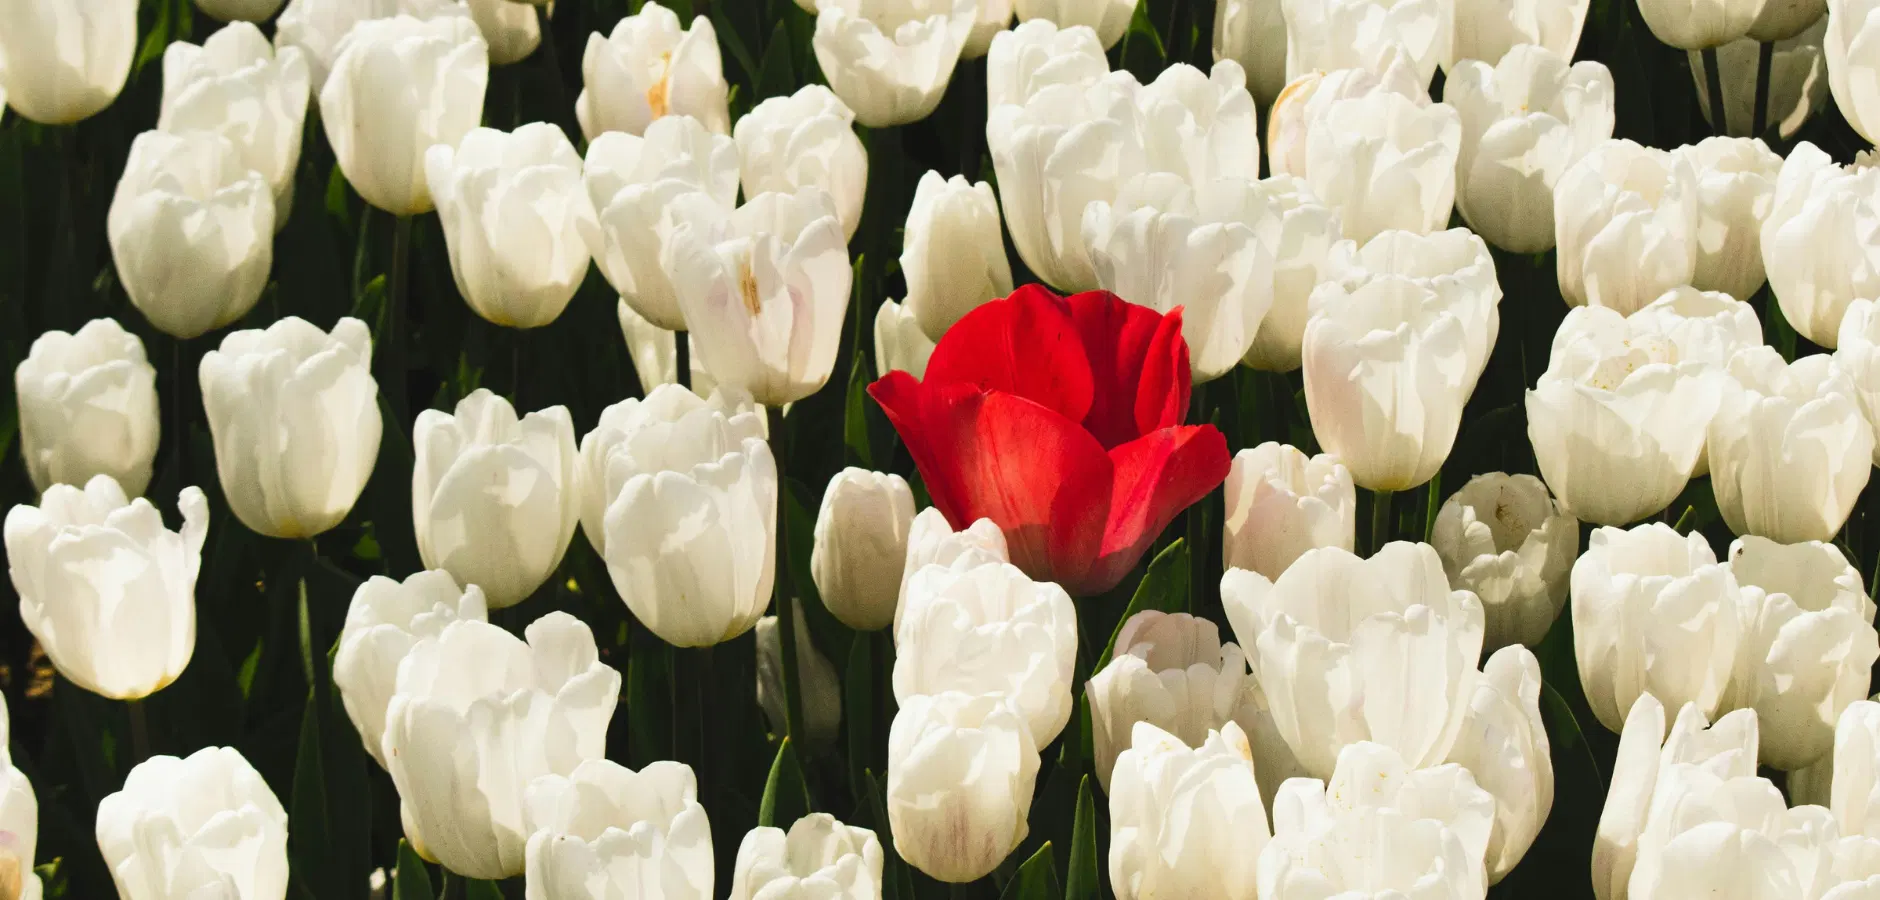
xmin=917 ymin=383 xmax=1111 ymax=592
xmin=1078 ymin=425 xmax=1230 ymax=595
xmin=869 ymin=371 xmax=967 ymax=527
xmin=1065 ymin=292 xmax=1192 ymax=448
xmin=921 ymin=285 xmax=1095 ymax=425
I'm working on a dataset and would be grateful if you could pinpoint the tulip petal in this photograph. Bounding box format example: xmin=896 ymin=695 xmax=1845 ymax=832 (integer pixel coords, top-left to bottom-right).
xmin=1065 ymin=290 xmax=1191 ymax=447
xmin=921 ymin=284 xmax=1095 ymax=424
xmin=1088 ymin=424 xmax=1230 ymax=595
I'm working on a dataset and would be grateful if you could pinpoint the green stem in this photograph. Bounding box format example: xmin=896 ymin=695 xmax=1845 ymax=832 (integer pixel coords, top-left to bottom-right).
xmin=770 ymin=406 xmax=804 ymax=745
xmin=675 ymin=330 xmax=690 ymax=390
xmin=171 ymin=338 xmax=189 ymax=490
xmin=1371 ymin=489 xmax=1395 ymax=555
xmin=127 ymin=697 xmax=151 ymax=763
xmin=1701 ymin=47 xmax=1729 ymax=137
xmin=1753 ymin=40 xmax=1774 ymax=138
xmin=387 ymin=214 xmax=414 ymax=429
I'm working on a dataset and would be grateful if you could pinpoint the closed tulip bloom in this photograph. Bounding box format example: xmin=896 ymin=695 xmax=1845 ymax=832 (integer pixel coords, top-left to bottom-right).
xmin=1259 ymin=741 xmax=1496 ymax=900
xmin=525 ymin=760 xmax=713 ymax=900
xmin=875 ymin=300 xmax=938 ymax=380
xmin=274 ymin=0 xmax=467 ymax=91
xmin=1837 ymin=299 xmax=1880 ymax=465
xmin=461 ymin=0 xmax=540 ymax=65
xmin=1761 ymin=143 xmax=1880 ymax=348
xmin=1710 ymin=348 xmax=1874 ymax=543
xmin=669 ymin=189 xmax=853 ymax=406
xmin=1720 ymin=537 xmax=1878 ymax=771
xmin=1087 ymin=611 xmax=1263 ymax=790
xmin=5 ymin=477 xmax=206 ymax=700
xmin=1555 ymin=140 xmax=1700 ymax=315
xmin=1638 ymin=0 xmax=1767 ymax=48
xmin=108 ymin=131 xmax=273 ymax=340
xmin=1301 ymin=276 xmax=1472 ymax=492
xmin=1693 ymin=19 xmax=1831 ymax=138
xmin=757 ymin=599 xmax=843 ymax=746
xmin=814 ymin=0 xmax=975 ymax=128
xmin=1241 ymin=177 xmax=1344 ymax=373
xmin=1320 ymin=227 xmax=1503 ymax=390
xmin=1014 ymin=0 xmax=1132 ymax=48
xmin=1673 ymin=137 xmax=1783 ymax=302
xmin=1448 ymin=45 xmax=1614 ymax=254
xmin=585 ymin=117 xmax=740 ymax=333
xmin=1573 ymin=524 xmax=1743 ymax=733
xmin=577 ymin=2 xmax=729 ymax=140
xmin=1212 ymin=0 xmax=1288 ymax=107
xmin=736 ymin=86 xmax=868 ymax=241
xmin=386 ymin=614 xmax=620 ymax=880
xmin=412 ymin=390 xmax=580 ymax=608
xmin=1433 ymin=473 xmax=1578 ymax=652
xmin=1830 ymin=701 xmax=1880 ymax=840
xmin=321 ymin=14 xmax=488 ymax=216
xmin=811 ymin=468 xmax=915 ymax=631
xmin=1265 ymin=48 xmax=1430 ymax=182
xmin=985 ymin=18 xmax=1109 ymax=108
xmin=1526 ymin=306 xmax=1723 ymax=526
xmin=333 ymin=571 xmax=487 ymax=770
xmin=1445 ymin=644 xmax=1554 ymax=882
xmin=199 ymin=317 xmax=380 ymax=539
xmin=731 ymin=814 xmax=882 ymax=900
xmin=0 ymin=0 xmax=136 ymax=125
xmin=887 ymin=692 xmax=1040 ymax=883
xmin=427 ymin=124 xmax=598 ymax=329
xmin=159 ymin=23 xmax=311 ymax=232
xmin=1282 ymin=0 xmax=1451 ymax=88
xmin=1222 ymin=542 xmax=1486 ymax=778
xmin=15 ymin=319 xmax=159 ymax=498
xmin=1753 ymin=0 xmax=1827 ymax=40
xmin=1448 ymin=0 xmax=1591 ymax=68
xmin=1830 ymin=0 xmax=1880 ymax=143
xmin=577 ymin=384 xmax=763 ymax=558
xmin=96 ymin=747 xmax=287 ymax=900
xmin=195 ymin=0 xmax=285 ymax=20
xmin=1221 ymin=443 xmax=1356 ymax=581
xmin=1307 ymin=92 xmax=1461 ymax=243
xmin=897 ymin=508 xmax=1009 ymax=630
xmin=1109 ymin=722 xmax=1268 ymax=900
xmin=0 ymin=697 xmax=41 ymax=900
xmin=895 ymin=560 xmax=1078 ymax=744
xmin=902 ymin=172 xmax=1014 ymax=342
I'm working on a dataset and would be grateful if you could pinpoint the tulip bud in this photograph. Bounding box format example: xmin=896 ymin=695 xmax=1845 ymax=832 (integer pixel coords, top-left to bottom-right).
xmin=577 ymin=1 xmax=730 ymax=140
xmin=1448 ymin=45 xmax=1614 ymax=255
xmin=1751 ymin=0 xmax=1826 ymax=41
xmin=1830 ymin=701 xmax=1880 ymax=841
xmin=1087 ymin=611 xmax=1261 ymax=791
xmin=887 ymin=692 xmax=1040 ymax=883
xmin=1221 ymin=443 xmax=1356 ymax=581
xmin=1693 ymin=20 xmax=1830 ymax=139
xmin=895 ymin=560 xmax=1079 ymax=745
xmin=1638 ymin=0 xmax=1766 ymax=48
xmin=873 ymin=299 xmax=937 ymax=380
xmin=1265 ymin=50 xmax=1430 ymax=182
xmin=735 ymin=85 xmax=868 ymax=240
xmin=1307 ymin=92 xmax=1461 ymax=243
xmin=159 ymin=22 xmax=311 ymax=232
xmin=1674 ymin=136 xmax=1783 ymax=302
xmin=333 ymin=571 xmax=489 ymax=770
xmin=386 ymin=614 xmax=620 ymax=880
xmin=1109 ymin=722 xmax=1268 ymax=900
xmin=1321 ymin=227 xmax=1503 ymax=391
xmin=1839 ymin=298 xmax=1880 ymax=466
xmin=1432 ymin=473 xmax=1577 ymax=652
xmin=321 ymin=14 xmax=488 ymax=216
xmin=1710 ymin=348 xmax=1874 ymax=543
xmin=1719 ymin=537 xmax=1879 ymax=771
xmin=525 ymin=760 xmax=713 ymax=900
xmin=0 ymin=0 xmax=136 ymax=125
xmin=1283 ymin=0 xmax=1451 ymax=88
xmin=897 ymin=509 xmax=1009 ymax=631
xmin=1446 ymin=0 xmax=1591 ymax=69
xmin=669 ymin=189 xmax=853 ymax=405
xmin=1015 ymin=0 xmax=1133 ymax=48
xmin=464 ymin=0 xmax=540 ymax=66
xmin=412 ymin=390 xmax=580 ymax=608
xmin=1831 ymin=0 xmax=1880 ymax=143
xmin=901 ymin=172 xmax=1015 ymax=341
xmin=616 ymin=300 xmax=715 ymax=395
xmin=426 ymin=124 xmax=598 ymax=329
xmin=108 ymin=131 xmax=274 ymax=340
xmin=1212 ymin=0 xmax=1288 ymax=107
xmin=812 ymin=0 xmax=975 ymax=128
xmin=0 ymin=695 xmax=38 ymax=900
xmin=1555 ymin=140 xmax=1699 ymax=316
xmin=810 ymin=469 xmax=915 ymax=631
xmin=5 ymin=477 xmax=206 ymax=700
xmin=96 ymin=747 xmax=288 ymax=900
xmin=275 ymin=0 xmax=469 ymax=92
xmin=195 ymin=0 xmax=284 ymax=21
xmin=578 ymin=384 xmax=763 ymax=557
xmin=1241 ymin=177 xmax=1343 ymax=373
xmin=1573 ymin=524 xmax=1743 ymax=733
xmin=1222 ymin=542 xmax=1486 ymax=779
xmin=1445 ymin=645 xmax=1555 ymax=882
xmin=731 ymin=814 xmax=883 ymax=900
xmin=986 ymin=19 xmax=1109 ymax=108
xmin=15 ymin=319 xmax=160 ymax=499
xmin=1761 ymin=142 xmax=1880 ymax=349
xmin=757 ymin=599 xmax=843 ymax=746
xmin=1526 ymin=306 xmax=1723 ymax=526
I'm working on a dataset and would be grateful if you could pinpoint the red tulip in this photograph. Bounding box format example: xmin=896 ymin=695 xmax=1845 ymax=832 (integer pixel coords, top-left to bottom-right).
xmin=869 ymin=285 xmax=1231 ymax=596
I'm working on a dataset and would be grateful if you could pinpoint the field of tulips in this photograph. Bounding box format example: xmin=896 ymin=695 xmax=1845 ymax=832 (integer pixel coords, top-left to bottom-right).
xmin=14 ymin=0 xmax=1880 ymax=897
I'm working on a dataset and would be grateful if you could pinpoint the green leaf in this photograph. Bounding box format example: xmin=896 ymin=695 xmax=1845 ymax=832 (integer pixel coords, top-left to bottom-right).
xmin=1097 ymin=539 xmax=1190 ymax=667
xmin=288 ymin=693 xmax=331 ymax=899
xmin=757 ymin=737 xmax=813 ymax=828
xmin=843 ymin=350 xmax=874 ymax=468
xmin=463 ymin=880 xmax=505 ymax=900
xmin=754 ymin=21 xmax=796 ymax=103
xmin=844 ymin=629 xmax=877 ymax=795
xmin=863 ymin=770 xmax=917 ymax=900
xmin=391 ymin=841 xmax=433 ymax=900
xmin=1065 ymin=776 xmax=1100 ymax=900
xmin=998 ymin=842 xmax=1062 ymax=900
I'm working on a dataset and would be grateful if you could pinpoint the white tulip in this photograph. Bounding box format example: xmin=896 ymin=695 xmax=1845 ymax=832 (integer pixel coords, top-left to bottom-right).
xmin=412 ymin=390 xmax=580 ymax=608
xmin=1692 ymin=19 xmax=1831 ymax=139
xmin=107 ymin=130 xmax=273 ymax=340
xmin=463 ymin=0 xmax=540 ymax=65
xmin=1761 ymin=142 xmax=1880 ymax=348
xmin=1710 ymin=348 xmax=1874 ymax=543
xmin=1213 ymin=0 xmax=1288 ymax=107
xmin=1110 ymin=722 xmax=1268 ymax=900
xmin=901 ymin=172 xmax=1014 ymax=342
xmin=386 ymin=614 xmax=620 ymax=881
xmin=525 ymin=759 xmax=712 ymax=900
xmin=1447 ymin=45 xmax=1614 ymax=254
xmin=896 ymin=509 xmax=1009 ymax=634
xmin=1087 ymin=611 xmax=1262 ymax=791
xmin=1222 ymin=542 xmax=1485 ymax=778
xmin=0 ymin=696 xmax=39 ymax=900
xmin=1838 ymin=298 xmax=1880 ymax=465
xmin=15 ymin=319 xmax=159 ymax=498
xmin=757 ymin=599 xmax=843 ymax=747
xmin=333 ymin=570 xmax=488 ymax=770
xmin=1638 ymin=0 xmax=1769 ymax=48
xmin=199 ymin=316 xmax=381 ymax=539
xmin=615 ymin=300 xmax=714 ymax=395
xmin=1281 ymin=0 xmax=1452 ymax=89
xmin=730 ymin=814 xmax=882 ymax=900
xmin=812 ymin=468 xmax=916 ymax=631
xmin=96 ymin=747 xmax=288 ymax=900
xmin=1433 ymin=473 xmax=1577 ymax=652
xmin=577 ymin=1 xmax=729 ymax=140
xmin=0 ymin=0 xmax=136 ymax=125
xmin=1829 ymin=0 xmax=1880 ymax=143
xmin=5 ymin=477 xmax=206 ymax=700
xmin=1831 ymin=701 xmax=1880 ymax=840
xmin=1220 ymin=443 xmax=1355 ymax=582
xmin=1573 ymin=524 xmax=1743 ymax=733
xmin=1265 ymin=48 xmax=1429 ymax=182
xmin=985 ymin=18 xmax=1109 ymax=109
xmin=1014 ymin=0 xmax=1133 ymax=48
xmin=887 ymin=692 xmax=1040 ymax=883
xmin=1320 ymin=227 xmax=1503 ymax=391
xmin=320 ymin=13 xmax=489 ymax=216
xmin=1721 ymin=537 xmax=1878 ymax=771
xmin=159 ymin=22 xmax=311 ymax=231
xmin=736 ymin=85 xmax=868 ymax=241
xmin=1445 ymin=644 xmax=1555 ymax=882
xmin=1629 ymin=286 xmax=1765 ymax=372
xmin=875 ymin=299 xmax=938 ymax=380
xmin=813 ymin=0 xmax=975 ymax=128
xmin=1555 ymin=140 xmax=1700 ymax=315
xmin=274 ymin=0 xmax=467 ymax=91
xmin=1628 ymin=775 xmax=1856 ymax=900
xmin=577 ymin=383 xmax=762 ymax=558
xmin=1306 ymin=91 xmax=1461 ymax=243
xmin=1135 ymin=60 xmax=1263 ymax=186
xmin=1447 ymin=0 xmax=1591 ymax=68
xmin=1674 ymin=137 xmax=1783 ymax=302
xmin=1240 ymin=177 xmax=1343 ymax=373
xmin=195 ymin=0 xmax=285 ymax=21
xmin=1752 ymin=0 xmax=1827 ymax=40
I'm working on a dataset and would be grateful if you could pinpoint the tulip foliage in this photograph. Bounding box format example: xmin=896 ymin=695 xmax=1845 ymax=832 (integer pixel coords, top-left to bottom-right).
xmin=14 ymin=0 xmax=1880 ymax=899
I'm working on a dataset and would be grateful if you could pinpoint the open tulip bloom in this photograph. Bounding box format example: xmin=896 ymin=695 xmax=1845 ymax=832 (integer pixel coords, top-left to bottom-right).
xmin=870 ymin=286 xmax=1231 ymax=596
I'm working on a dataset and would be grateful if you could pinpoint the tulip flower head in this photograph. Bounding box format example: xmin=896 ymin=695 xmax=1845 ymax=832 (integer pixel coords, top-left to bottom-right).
xmin=1638 ymin=0 xmax=1769 ymax=49
xmin=96 ymin=747 xmax=289 ymax=900
xmin=1306 ymin=91 xmax=1462 ymax=244
xmin=1693 ymin=19 xmax=1831 ymax=139
xmin=1087 ymin=611 xmax=1264 ymax=791
xmin=577 ymin=1 xmax=730 ymax=140
xmin=1830 ymin=0 xmax=1880 ymax=143
xmin=813 ymin=0 xmax=976 ymax=128
xmin=1828 ymin=701 xmax=1880 ymax=842
xmin=812 ymin=468 xmax=916 ymax=632
xmin=1760 ymin=142 xmax=1880 ymax=348
xmin=0 ymin=697 xmax=39 ymax=900
xmin=0 ymin=0 xmax=137 ymax=125
xmin=870 ymin=286 xmax=1231 ymax=596
xmin=735 ymin=85 xmax=869 ymax=240
xmin=1675 ymin=136 xmax=1783 ymax=302
xmin=1432 ymin=472 xmax=1578 ymax=651
xmin=887 ymin=691 xmax=1040 ymax=883
xmin=524 ymin=759 xmax=713 ymax=900
xmin=1837 ymin=298 xmax=1880 ymax=465
xmin=195 ymin=0 xmax=284 ymax=21
xmin=1212 ymin=0 xmax=1289 ymax=107
xmin=333 ymin=570 xmax=489 ymax=770
xmin=1108 ymin=721 xmax=1269 ymax=900
xmin=1447 ymin=0 xmax=1591 ymax=69
xmin=1555 ymin=140 xmax=1700 ymax=316
xmin=15 ymin=318 xmax=160 ymax=498
xmin=159 ymin=22 xmax=312 ymax=232
xmin=1266 ymin=48 xmax=1430 ymax=182
xmin=730 ymin=814 xmax=883 ymax=900
xmin=1220 ymin=443 xmax=1356 ymax=582
xmin=1281 ymin=0 xmax=1452 ymax=89
xmin=897 ymin=508 xmax=1010 ymax=630
xmin=1446 ymin=644 xmax=1555 ymax=882
xmin=1240 ymin=176 xmax=1344 ymax=373
xmin=1319 ymin=227 xmax=1503 ymax=391
xmin=578 ymin=384 xmax=764 ymax=558
xmin=1014 ymin=0 xmax=1134 ymax=49
xmin=617 ymin=300 xmax=715 ymax=394
xmin=875 ymin=300 xmax=939 ymax=381
xmin=901 ymin=172 xmax=1015 ymax=342
xmin=756 ymin=598 xmax=844 ymax=746
xmin=1710 ymin=348 xmax=1874 ymax=543
xmin=275 ymin=0 xmax=468 ymax=92
xmin=984 ymin=18 xmax=1110 ymax=109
